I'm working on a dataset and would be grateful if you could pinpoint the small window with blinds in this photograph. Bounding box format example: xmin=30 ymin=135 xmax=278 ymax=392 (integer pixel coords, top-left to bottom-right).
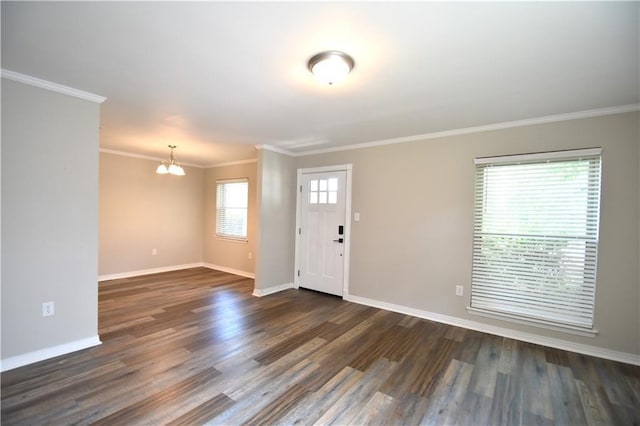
xmin=216 ymin=179 xmax=248 ymax=240
xmin=470 ymin=148 xmax=602 ymax=331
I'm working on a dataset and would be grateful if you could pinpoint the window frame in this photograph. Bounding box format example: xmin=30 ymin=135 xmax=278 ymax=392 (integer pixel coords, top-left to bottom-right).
xmin=467 ymin=148 xmax=602 ymax=335
xmin=215 ymin=178 xmax=249 ymax=242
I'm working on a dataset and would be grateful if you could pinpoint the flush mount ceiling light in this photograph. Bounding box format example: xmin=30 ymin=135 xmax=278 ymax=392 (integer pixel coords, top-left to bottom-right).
xmin=308 ymin=51 xmax=354 ymax=85
xmin=156 ymin=145 xmax=185 ymax=176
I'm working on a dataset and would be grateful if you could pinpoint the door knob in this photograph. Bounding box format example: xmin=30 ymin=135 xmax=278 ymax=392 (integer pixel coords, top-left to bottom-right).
xmin=333 ymin=238 xmax=344 ymax=243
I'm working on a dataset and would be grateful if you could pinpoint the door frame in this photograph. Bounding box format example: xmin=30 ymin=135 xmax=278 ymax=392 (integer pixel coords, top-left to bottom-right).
xmin=294 ymin=164 xmax=353 ymax=297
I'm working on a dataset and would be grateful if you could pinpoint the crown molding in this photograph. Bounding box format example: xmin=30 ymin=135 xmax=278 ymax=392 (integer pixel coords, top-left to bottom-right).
xmin=1 ymin=69 xmax=106 ymax=104
xmin=100 ymin=148 xmax=257 ymax=169
xmin=297 ymin=104 xmax=640 ymax=157
xmin=208 ymin=158 xmax=258 ymax=168
xmin=255 ymin=144 xmax=295 ymax=156
xmin=99 ymin=148 xmax=204 ymax=168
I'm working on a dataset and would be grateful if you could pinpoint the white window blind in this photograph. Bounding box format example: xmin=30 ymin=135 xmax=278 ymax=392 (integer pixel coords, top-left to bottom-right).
xmin=216 ymin=179 xmax=248 ymax=240
xmin=471 ymin=149 xmax=602 ymax=330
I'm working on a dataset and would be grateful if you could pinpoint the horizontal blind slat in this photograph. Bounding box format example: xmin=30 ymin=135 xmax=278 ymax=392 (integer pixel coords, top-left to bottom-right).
xmin=471 ymin=152 xmax=601 ymax=330
xmin=216 ymin=180 xmax=249 ymax=239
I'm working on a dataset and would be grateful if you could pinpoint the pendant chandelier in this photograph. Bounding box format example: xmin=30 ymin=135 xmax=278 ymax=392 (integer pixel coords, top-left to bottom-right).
xmin=156 ymin=145 xmax=185 ymax=176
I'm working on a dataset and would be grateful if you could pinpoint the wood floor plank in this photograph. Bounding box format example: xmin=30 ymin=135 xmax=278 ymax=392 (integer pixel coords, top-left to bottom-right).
xmin=379 ymin=323 xmax=458 ymax=399
xmin=308 ymin=309 xmax=387 ymax=367
xmin=546 ymin=363 xmax=588 ymax=426
xmin=165 ymin=393 xmax=235 ymax=425
xmin=312 ymin=357 xmax=397 ymax=425
xmin=274 ymin=365 xmax=363 ymax=425
xmin=213 ymin=359 xmax=320 ymax=425
xmin=420 ymin=359 xmax=474 ymax=425
xmin=94 ymin=366 xmax=222 ymax=425
xmin=466 ymin=333 xmax=502 ymax=398
xmin=454 ymin=391 xmax=493 ymax=426
xmin=625 ymin=373 xmax=640 ymax=404
xmin=242 ymin=383 xmax=310 ymax=425
xmin=378 ymin=392 xmax=430 ymax=426
xmin=1 ymin=360 xmax=125 ymax=411
xmin=57 ymin=352 xmax=221 ymax=424
xmin=1 ymin=267 xmax=638 ymax=425
xmin=224 ymin=338 xmax=325 ymax=401
xmin=349 ymin=391 xmax=395 ymax=425
xmin=498 ymin=336 xmax=522 ymax=376
xmin=594 ymin=356 xmax=637 ymax=409
xmin=489 ymin=372 xmax=525 ymax=426
xmin=575 ymin=379 xmax=615 ymax=425
xmin=520 ymin=342 xmax=554 ymax=421
xmin=253 ymin=321 xmax=335 ymax=366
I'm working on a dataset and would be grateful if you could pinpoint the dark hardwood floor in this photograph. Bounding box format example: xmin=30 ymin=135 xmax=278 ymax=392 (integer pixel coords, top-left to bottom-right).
xmin=2 ymin=267 xmax=639 ymax=425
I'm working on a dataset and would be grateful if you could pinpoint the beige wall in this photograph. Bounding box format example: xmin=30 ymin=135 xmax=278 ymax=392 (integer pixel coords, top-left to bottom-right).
xmin=296 ymin=112 xmax=639 ymax=356
xmin=255 ymin=149 xmax=296 ymax=290
xmin=2 ymin=79 xmax=100 ymax=359
xmin=99 ymin=152 xmax=204 ymax=276
xmin=203 ymin=162 xmax=257 ymax=274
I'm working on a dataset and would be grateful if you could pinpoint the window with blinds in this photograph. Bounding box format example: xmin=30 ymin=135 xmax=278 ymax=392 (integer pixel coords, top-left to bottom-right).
xmin=216 ymin=179 xmax=248 ymax=240
xmin=470 ymin=148 xmax=602 ymax=330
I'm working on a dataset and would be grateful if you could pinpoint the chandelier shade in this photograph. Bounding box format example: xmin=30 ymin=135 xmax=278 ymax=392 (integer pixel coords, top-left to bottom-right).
xmin=156 ymin=145 xmax=185 ymax=176
xmin=308 ymin=51 xmax=354 ymax=85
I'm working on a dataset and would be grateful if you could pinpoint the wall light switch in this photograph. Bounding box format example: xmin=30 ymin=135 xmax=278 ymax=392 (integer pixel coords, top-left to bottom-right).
xmin=42 ymin=301 xmax=54 ymax=317
xmin=455 ymin=285 xmax=464 ymax=297
xmin=248 ymin=252 xmax=252 ymax=259
xmin=152 ymin=248 xmax=157 ymax=256
xmin=354 ymin=212 xmax=360 ymax=222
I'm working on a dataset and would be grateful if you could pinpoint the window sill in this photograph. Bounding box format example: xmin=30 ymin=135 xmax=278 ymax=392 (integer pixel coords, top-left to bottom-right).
xmin=215 ymin=236 xmax=248 ymax=244
xmin=466 ymin=307 xmax=598 ymax=338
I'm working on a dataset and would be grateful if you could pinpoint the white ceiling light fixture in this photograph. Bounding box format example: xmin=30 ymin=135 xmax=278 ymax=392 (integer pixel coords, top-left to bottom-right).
xmin=308 ymin=51 xmax=354 ymax=85
xmin=156 ymin=145 xmax=185 ymax=176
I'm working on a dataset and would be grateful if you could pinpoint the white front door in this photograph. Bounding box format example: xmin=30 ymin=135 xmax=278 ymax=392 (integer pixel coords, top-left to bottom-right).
xmin=298 ymin=170 xmax=347 ymax=296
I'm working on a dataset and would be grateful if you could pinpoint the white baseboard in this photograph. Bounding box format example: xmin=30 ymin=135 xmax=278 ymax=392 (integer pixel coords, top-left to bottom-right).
xmin=98 ymin=262 xmax=255 ymax=282
xmin=344 ymin=294 xmax=640 ymax=366
xmin=253 ymin=282 xmax=294 ymax=297
xmin=201 ymin=263 xmax=255 ymax=279
xmin=98 ymin=263 xmax=203 ymax=282
xmin=1 ymin=335 xmax=102 ymax=372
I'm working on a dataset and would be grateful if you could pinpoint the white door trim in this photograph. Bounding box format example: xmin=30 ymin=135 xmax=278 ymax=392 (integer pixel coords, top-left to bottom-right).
xmin=294 ymin=164 xmax=353 ymax=297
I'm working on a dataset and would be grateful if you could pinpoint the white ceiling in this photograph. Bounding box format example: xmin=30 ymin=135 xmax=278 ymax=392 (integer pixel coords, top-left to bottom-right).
xmin=2 ymin=2 xmax=638 ymax=166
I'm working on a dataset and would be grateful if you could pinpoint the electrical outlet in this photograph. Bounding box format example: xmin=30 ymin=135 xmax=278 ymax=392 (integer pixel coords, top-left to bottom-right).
xmin=152 ymin=248 xmax=157 ymax=255
xmin=455 ymin=285 xmax=464 ymax=297
xmin=248 ymin=252 xmax=252 ymax=259
xmin=42 ymin=301 xmax=55 ymax=317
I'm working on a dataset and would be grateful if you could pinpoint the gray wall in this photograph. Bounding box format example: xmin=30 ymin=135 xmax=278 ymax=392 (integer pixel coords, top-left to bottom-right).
xmin=98 ymin=152 xmax=204 ymax=276
xmin=1 ymin=79 xmax=100 ymax=358
xmin=296 ymin=112 xmax=639 ymax=356
xmin=203 ymin=162 xmax=257 ymax=274
xmin=255 ymin=149 xmax=296 ymax=290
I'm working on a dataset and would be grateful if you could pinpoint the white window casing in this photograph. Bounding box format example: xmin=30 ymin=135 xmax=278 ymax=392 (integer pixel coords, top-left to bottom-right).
xmin=469 ymin=148 xmax=602 ymax=332
xmin=216 ymin=178 xmax=249 ymax=241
